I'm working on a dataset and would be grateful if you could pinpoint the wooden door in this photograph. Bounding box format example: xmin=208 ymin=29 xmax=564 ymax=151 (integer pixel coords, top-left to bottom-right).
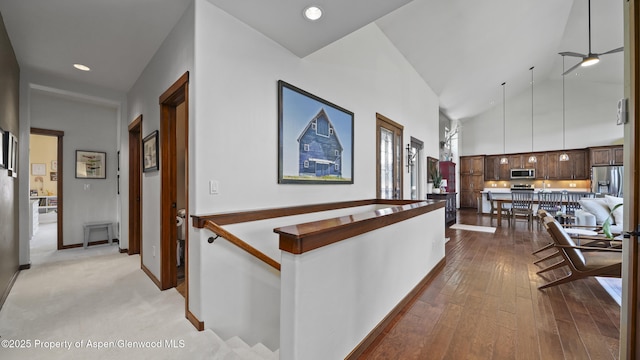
xmin=160 ymin=72 xmax=189 ymax=292
xmin=128 ymin=116 xmax=142 ymax=255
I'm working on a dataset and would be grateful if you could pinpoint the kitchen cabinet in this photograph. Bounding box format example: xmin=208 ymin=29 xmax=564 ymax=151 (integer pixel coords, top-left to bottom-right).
xmin=460 ymin=156 xmax=484 ymax=175
xmin=460 ymin=156 xmax=484 ymax=208
xmin=531 ymin=153 xmax=547 ymax=179
xmin=485 ymin=155 xmax=510 ymax=181
xmin=590 ymin=145 xmax=624 ymax=166
xmin=558 ymin=150 xmax=588 ymax=180
xmin=509 ymin=155 xmax=524 ymax=169
xmin=545 ymin=152 xmax=561 ymax=179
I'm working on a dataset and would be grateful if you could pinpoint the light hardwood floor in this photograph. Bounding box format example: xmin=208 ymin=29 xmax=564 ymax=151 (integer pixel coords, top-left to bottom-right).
xmin=360 ymin=209 xmax=621 ymax=360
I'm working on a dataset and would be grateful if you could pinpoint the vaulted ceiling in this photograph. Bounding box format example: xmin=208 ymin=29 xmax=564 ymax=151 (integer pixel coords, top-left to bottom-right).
xmin=0 ymin=0 xmax=623 ymax=121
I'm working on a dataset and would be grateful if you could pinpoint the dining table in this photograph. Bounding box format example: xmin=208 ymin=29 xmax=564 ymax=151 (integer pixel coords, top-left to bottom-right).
xmin=493 ymin=198 xmax=571 ymax=227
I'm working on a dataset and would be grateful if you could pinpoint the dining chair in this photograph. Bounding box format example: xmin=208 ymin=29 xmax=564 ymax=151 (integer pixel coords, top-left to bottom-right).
xmin=487 ymin=191 xmax=510 ymax=226
xmin=511 ymin=190 xmax=534 ymax=228
xmin=536 ymin=191 xmax=563 ymax=229
xmin=563 ymin=191 xmax=594 ymax=222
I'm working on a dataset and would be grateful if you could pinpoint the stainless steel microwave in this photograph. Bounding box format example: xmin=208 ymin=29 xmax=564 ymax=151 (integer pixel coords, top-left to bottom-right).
xmin=510 ymin=168 xmax=535 ymax=179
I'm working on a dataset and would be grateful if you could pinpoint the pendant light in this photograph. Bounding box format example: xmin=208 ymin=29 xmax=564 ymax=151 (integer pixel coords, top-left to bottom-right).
xmin=528 ymin=66 xmax=537 ymax=163
xmin=559 ymin=56 xmax=570 ymax=161
xmin=500 ymin=82 xmax=508 ymax=164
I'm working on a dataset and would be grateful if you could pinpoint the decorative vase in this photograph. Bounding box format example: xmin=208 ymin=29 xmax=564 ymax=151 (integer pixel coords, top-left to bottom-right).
xmin=432 ymin=188 xmax=441 ymax=194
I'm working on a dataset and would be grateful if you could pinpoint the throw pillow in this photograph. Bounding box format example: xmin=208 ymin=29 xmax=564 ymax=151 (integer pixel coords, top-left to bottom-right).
xmin=604 ymin=195 xmax=624 ymax=225
xmin=578 ymin=198 xmax=610 ymax=224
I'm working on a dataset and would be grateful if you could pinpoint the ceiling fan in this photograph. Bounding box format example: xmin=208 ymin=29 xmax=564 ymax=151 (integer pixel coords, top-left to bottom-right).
xmin=559 ymin=0 xmax=623 ymax=76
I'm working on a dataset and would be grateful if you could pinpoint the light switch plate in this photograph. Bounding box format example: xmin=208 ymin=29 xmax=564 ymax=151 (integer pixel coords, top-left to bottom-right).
xmin=209 ymin=180 xmax=219 ymax=195
xmin=616 ymin=98 xmax=628 ymax=125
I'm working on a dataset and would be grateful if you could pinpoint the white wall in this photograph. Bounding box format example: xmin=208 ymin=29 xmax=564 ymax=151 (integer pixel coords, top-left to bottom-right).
xmin=18 ymin=70 xmax=125 ymax=264
xmin=191 ymin=0 xmax=440 ymax=326
xmin=123 ymin=2 xmax=194 ymax=281
xmin=30 ymin=90 xmax=119 ymax=246
xmin=280 ymin=208 xmax=445 ymax=360
xmin=460 ymin=78 xmax=624 ymax=156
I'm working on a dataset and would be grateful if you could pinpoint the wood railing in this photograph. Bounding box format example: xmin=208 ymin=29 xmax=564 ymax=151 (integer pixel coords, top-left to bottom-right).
xmin=273 ymin=200 xmax=444 ymax=254
xmin=201 ymin=220 xmax=281 ymax=271
xmin=192 ymin=198 xmax=444 ymax=260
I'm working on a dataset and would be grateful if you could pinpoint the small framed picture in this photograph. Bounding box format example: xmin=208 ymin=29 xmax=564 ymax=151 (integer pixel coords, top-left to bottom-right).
xmin=143 ymin=130 xmax=159 ymax=172
xmin=76 ymin=150 xmax=106 ymax=179
xmin=32 ymin=163 xmax=46 ymax=176
xmin=51 ymin=160 xmax=58 ymax=171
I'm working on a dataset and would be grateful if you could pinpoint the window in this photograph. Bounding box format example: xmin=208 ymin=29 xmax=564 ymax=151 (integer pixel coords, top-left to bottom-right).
xmin=376 ymin=114 xmax=404 ymax=199
xmin=312 ymin=122 xmax=317 ymax=130
xmin=335 ymin=164 xmax=339 ymax=171
xmin=329 ymin=128 xmax=334 ymax=135
xmin=335 ymin=150 xmax=339 ymax=156
xmin=304 ymin=160 xmax=309 ymax=168
xmin=409 ymin=137 xmax=424 ymax=200
xmin=304 ymin=144 xmax=310 ymax=151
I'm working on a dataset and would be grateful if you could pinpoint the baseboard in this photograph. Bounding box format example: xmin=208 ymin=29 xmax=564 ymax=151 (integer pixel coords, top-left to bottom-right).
xmin=60 ymin=238 xmax=120 ymax=249
xmin=141 ymin=263 xmax=162 ymax=290
xmin=186 ymin=310 xmax=205 ymax=331
xmin=0 ymin=269 xmax=20 ymax=311
xmin=345 ymin=258 xmax=447 ymax=360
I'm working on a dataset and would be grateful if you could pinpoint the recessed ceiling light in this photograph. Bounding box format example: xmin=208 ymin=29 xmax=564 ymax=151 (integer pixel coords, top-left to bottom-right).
xmin=73 ymin=63 xmax=91 ymax=71
xmin=303 ymin=6 xmax=323 ymax=21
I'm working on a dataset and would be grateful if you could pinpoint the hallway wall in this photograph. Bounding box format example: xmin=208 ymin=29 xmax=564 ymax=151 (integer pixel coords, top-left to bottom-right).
xmin=30 ymin=91 xmax=119 ymax=246
xmin=190 ymin=0 xmax=439 ymax=328
xmin=0 ymin=11 xmax=20 ymax=308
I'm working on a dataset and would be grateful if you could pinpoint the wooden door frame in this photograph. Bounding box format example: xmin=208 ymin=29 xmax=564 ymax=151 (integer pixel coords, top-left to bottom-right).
xmin=159 ymin=72 xmax=189 ymax=293
xmin=128 ymin=116 xmax=142 ymax=256
xmin=30 ymin=128 xmax=64 ymax=250
xmin=623 ymin=1 xmax=640 ymax=358
xmin=376 ymin=113 xmax=404 ymax=199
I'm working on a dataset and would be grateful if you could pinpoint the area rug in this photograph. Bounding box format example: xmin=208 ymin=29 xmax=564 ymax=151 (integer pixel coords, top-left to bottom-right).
xmin=449 ymin=224 xmax=496 ymax=233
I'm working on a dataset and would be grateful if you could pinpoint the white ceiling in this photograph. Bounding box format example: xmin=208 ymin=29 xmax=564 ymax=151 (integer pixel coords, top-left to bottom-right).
xmin=0 ymin=0 xmax=624 ymax=121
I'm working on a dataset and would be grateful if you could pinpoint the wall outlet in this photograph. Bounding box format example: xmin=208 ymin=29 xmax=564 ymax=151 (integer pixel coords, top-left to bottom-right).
xmin=152 ymin=246 xmax=156 ymax=257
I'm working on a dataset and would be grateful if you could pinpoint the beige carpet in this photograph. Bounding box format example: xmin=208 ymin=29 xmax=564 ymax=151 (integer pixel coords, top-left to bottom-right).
xmin=0 ymin=249 xmax=221 ymax=359
xmin=1 ymin=223 xmax=279 ymax=359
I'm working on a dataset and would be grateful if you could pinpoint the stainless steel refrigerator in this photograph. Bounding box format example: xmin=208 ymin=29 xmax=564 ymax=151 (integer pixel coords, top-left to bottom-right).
xmin=591 ymin=166 xmax=624 ymax=197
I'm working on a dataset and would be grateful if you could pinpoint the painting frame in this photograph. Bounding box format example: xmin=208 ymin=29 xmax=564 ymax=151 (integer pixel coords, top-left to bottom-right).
xmin=278 ymin=80 xmax=354 ymax=184
xmin=0 ymin=127 xmax=5 ymax=169
xmin=75 ymin=150 xmax=106 ymax=179
xmin=6 ymin=131 xmax=18 ymax=178
xmin=143 ymin=130 xmax=159 ymax=172
xmin=31 ymin=163 xmax=46 ymax=176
